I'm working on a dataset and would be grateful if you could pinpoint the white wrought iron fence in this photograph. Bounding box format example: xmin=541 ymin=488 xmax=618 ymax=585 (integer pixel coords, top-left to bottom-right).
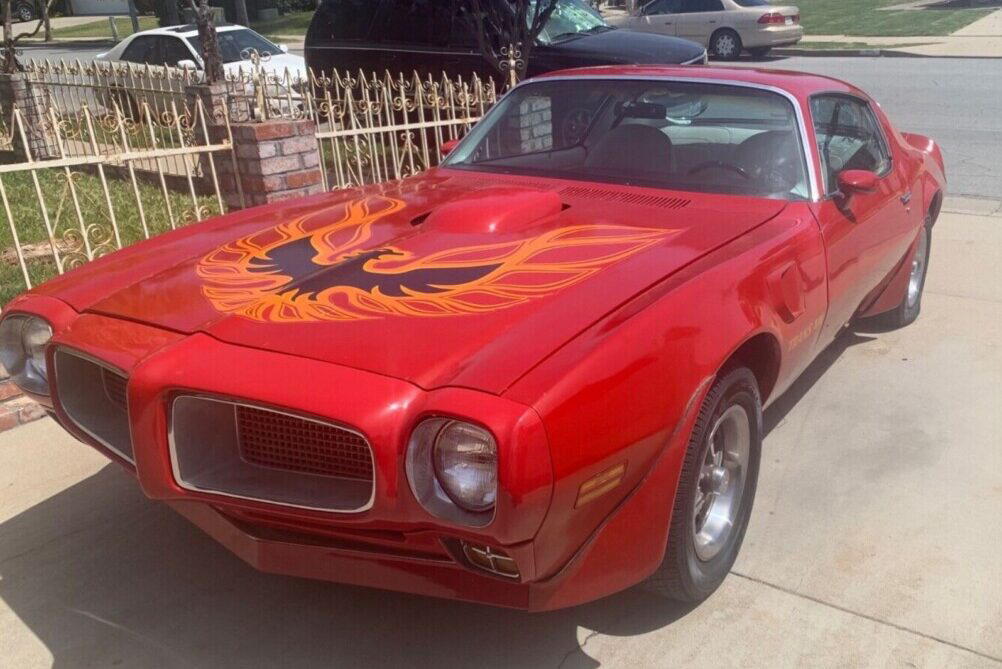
xmin=224 ymin=63 xmax=499 ymax=190
xmin=0 ymin=95 xmax=241 ymax=305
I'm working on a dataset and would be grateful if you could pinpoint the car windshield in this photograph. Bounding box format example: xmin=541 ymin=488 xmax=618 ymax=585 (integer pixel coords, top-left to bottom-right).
xmin=186 ymin=28 xmax=282 ymax=64
xmin=533 ymin=0 xmax=612 ymax=45
xmin=733 ymin=0 xmax=772 ymax=6
xmin=442 ymin=79 xmax=810 ymax=200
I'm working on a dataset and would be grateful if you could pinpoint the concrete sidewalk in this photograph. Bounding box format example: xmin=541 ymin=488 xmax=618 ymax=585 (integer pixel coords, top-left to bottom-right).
xmin=793 ymin=9 xmax=1002 ymax=57
xmin=0 ymin=198 xmax=1000 ymax=667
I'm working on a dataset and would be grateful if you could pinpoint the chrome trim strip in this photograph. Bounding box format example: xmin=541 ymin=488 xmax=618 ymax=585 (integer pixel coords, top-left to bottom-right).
xmin=447 ymin=73 xmax=822 ymax=202
xmin=168 ymin=394 xmax=377 ymax=514
xmin=52 ymin=347 xmax=135 ymax=465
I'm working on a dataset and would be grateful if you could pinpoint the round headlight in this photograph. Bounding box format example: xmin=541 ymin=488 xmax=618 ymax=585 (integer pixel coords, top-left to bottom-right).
xmin=432 ymin=421 xmax=498 ymax=512
xmin=0 ymin=314 xmax=53 ymax=395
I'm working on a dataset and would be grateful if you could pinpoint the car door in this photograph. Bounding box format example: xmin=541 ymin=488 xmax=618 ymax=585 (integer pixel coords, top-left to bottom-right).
xmin=627 ymin=0 xmax=681 ymax=36
xmin=371 ymin=0 xmax=453 ymax=78
xmin=809 ymin=94 xmax=913 ymax=346
xmin=675 ymin=0 xmax=726 ymax=46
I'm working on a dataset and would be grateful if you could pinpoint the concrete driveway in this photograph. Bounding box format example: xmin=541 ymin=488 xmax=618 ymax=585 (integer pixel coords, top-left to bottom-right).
xmin=0 ymin=199 xmax=999 ymax=668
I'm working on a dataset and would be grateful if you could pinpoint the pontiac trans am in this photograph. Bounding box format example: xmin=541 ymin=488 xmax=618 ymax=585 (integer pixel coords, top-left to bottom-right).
xmin=0 ymin=66 xmax=945 ymax=610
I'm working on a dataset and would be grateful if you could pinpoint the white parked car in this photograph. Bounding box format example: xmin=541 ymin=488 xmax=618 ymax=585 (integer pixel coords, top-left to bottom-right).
xmin=96 ymin=24 xmax=307 ymax=82
xmin=94 ymin=24 xmax=308 ymax=119
xmin=606 ymin=0 xmax=803 ymax=61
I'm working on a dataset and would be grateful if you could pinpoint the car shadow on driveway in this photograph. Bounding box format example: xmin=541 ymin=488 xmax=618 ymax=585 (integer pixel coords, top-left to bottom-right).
xmin=0 ymin=332 xmax=873 ymax=668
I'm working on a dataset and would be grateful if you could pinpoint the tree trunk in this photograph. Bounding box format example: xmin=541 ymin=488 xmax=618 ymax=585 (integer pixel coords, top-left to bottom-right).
xmin=166 ymin=1 xmax=180 ymax=26
xmin=2 ymin=0 xmax=15 ymax=73
xmin=127 ymin=0 xmax=140 ymax=33
xmin=41 ymin=0 xmax=51 ymax=41
xmin=194 ymin=0 xmax=225 ymax=84
xmin=234 ymin=0 xmax=250 ymax=26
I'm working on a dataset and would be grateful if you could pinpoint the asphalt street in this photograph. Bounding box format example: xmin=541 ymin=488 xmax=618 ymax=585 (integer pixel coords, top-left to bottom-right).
xmin=737 ymin=55 xmax=1002 ymax=200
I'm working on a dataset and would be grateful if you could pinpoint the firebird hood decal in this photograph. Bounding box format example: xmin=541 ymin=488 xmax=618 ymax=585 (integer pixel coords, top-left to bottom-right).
xmin=197 ymin=196 xmax=675 ymax=323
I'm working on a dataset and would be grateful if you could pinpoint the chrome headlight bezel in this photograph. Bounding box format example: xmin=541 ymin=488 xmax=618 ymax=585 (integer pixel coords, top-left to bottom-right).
xmin=406 ymin=417 xmax=498 ymax=527
xmin=0 ymin=314 xmax=54 ymax=396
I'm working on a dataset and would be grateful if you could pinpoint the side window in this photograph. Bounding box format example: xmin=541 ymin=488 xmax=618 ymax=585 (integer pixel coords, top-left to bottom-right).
xmin=307 ymin=0 xmax=379 ymax=42
xmin=161 ymin=37 xmax=194 ymax=66
xmin=811 ymin=95 xmax=891 ymax=194
xmin=377 ymin=0 xmax=451 ymax=46
xmin=644 ymin=0 xmax=682 ymax=15
xmin=679 ymin=0 xmax=725 ymax=12
xmin=120 ymin=36 xmax=160 ymax=64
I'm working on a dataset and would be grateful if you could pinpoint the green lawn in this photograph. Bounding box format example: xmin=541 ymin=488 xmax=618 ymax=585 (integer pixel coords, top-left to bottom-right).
xmin=49 ymin=16 xmax=160 ymax=40
xmin=785 ymin=0 xmax=991 ymax=36
xmin=0 ymin=169 xmax=220 ymax=306
xmin=250 ymin=11 xmax=315 ymax=39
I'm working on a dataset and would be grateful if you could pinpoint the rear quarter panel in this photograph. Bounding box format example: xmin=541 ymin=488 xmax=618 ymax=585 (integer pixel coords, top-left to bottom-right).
xmin=504 ymin=203 xmax=827 ymax=596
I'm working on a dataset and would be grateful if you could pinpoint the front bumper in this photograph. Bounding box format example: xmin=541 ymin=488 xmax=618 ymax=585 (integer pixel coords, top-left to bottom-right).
xmin=11 ymin=300 xmax=690 ymax=610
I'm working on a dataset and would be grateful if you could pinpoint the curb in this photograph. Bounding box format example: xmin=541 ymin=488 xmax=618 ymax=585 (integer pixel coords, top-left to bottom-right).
xmin=773 ymin=47 xmax=1001 ymax=59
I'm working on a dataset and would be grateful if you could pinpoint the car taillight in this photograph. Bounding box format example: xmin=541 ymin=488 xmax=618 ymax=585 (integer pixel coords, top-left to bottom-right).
xmin=758 ymin=12 xmax=786 ymax=24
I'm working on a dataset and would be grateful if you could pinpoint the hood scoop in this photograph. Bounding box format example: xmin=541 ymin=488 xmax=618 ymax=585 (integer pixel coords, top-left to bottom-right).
xmin=423 ymin=186 xmax=563 ymax=234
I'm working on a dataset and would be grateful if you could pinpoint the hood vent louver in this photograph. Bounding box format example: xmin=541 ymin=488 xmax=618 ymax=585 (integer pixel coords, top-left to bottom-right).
xmin=558 ymin=186 xmax=691 ymax=210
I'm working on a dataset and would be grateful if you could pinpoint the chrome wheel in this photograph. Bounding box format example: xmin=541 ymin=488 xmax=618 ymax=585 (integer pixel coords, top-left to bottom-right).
xmin=714 ymin=34 xmax=738 ymax=59
xmin=17 ymin=5 xmax=32 ymax=22
xmin=692 ymin=404 xmax=751 ymax=562
xmin=906 ymin=229 xmax=929 ymax=310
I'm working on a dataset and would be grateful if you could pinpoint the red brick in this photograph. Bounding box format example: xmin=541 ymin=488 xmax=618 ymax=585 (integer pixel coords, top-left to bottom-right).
xmin=244 ymin=155 xmax=302 ymax=176
xmin=13 ymin=398 xmax=45 ymax=423
xmin=0 ymin=380 xmax=19 ymax=401
xmin=296 ymin=120 xmax=318 ymax=136
xmin=235 ymin=121 xmax=298 ymax=141
xmin=0 ymin=405 xmax=17 ymax=432
xmin=284 ymin=170 xmax=322 ymax=188
xmin=240 ymin=174 xmax=287 ymax=191
xmin=277 ymin=135 xmax=317 ymax=156
xmin=236 ymin=141 xmax=279 ymax=160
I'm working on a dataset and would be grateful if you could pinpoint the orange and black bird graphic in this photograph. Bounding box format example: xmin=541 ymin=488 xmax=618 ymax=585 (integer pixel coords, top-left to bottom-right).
xmin=246 ymin=240 xmax=502 ymax=299
xmin=198 ymin=195 xmax=677 ymax=323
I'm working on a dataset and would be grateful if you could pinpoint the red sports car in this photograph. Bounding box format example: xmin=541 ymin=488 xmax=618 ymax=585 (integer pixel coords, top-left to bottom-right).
xmin=1 ymin=66 xmax=945 ymax=610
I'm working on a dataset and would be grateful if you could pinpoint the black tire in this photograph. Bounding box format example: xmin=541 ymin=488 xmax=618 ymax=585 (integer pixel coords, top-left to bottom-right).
xmin=711 ymin=29 xmax=743 ymax=61
xmin=748 ymin=47 xmax=772 ymax=58
xmin=875 ymin=217 xmax=932 ymax=329
xmin=645 ymin=366 xmax=762 ymax=603
xmin=15 ymin=2 xmax=34 ymax=23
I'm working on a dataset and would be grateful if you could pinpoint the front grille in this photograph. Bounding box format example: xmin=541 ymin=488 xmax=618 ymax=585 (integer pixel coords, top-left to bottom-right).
xmin=170 ymin=396 xmax=375 ymax=512
xmin=54 ymin=349 xmax=133 ymax=463
xmin=237 ymin=405 xmax=373 ymax=480
xmin=102 ymin=368 xmax=128 ymax=411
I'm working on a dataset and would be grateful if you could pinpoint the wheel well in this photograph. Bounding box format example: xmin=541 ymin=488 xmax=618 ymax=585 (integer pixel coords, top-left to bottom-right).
xmin=711 ymin=27 xmax=740 ymax=44
xmin=721 ymin=333 xmax=781 ymax=403
xmin=928 ymin=190 xmax=943 ymax=226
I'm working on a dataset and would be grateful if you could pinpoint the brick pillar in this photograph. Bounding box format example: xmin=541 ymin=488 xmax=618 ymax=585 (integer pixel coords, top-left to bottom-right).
xmin=0 ymin=72 xmax=60 ymax=161
xmin=185 ymin=81 xmax=250 ymax=125
xmin=214 ymin=119 xmax=324 ymax=210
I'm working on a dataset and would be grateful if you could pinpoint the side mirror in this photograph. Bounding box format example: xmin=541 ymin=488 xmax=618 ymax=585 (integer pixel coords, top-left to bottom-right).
xmin=177 ymin=59 xmax=198 ymax=70
xmin=440 ymin=138 xmax=461 ymax=156
xmin=837 ymin=169 xmax=879 ymax=196
xmin=278 ymin=44 xmax=289 ymax=54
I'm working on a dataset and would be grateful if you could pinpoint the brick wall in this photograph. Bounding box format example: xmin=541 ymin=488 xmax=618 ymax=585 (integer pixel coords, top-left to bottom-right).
xmin=0 ymin=363 xmax=45 ymax=432
xmin=213 ymin=119 xmax=325 ymax=210
xmin=505 ymin=96 xmax=553 ymax=154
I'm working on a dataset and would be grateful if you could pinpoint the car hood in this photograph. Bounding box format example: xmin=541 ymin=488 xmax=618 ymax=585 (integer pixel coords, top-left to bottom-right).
xmin=547 ymin=28 xmax=705 ymax=64
xmin=46 ymin=171 xmax=785 ymax=394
